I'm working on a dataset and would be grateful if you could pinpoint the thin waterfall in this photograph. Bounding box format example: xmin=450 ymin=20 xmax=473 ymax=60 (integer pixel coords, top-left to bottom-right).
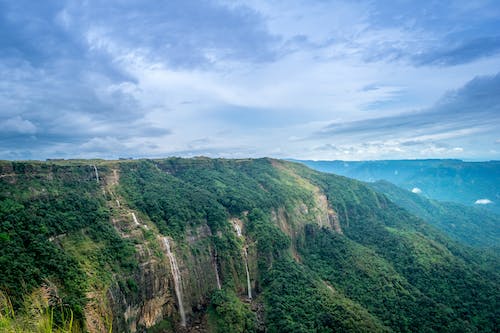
xmin=131 ymin=213 xmax=140 ymax=226
xmin=243 ymin=247 xmax=252 ymax=299
xmin=92 ymin=165 xmax=99 ymax=183
xmin=234 ymin=224 xmax=242 ymax=237
xmin=131 ymin=212 xmax=148 ymax=229
xmin=161 ymin=237 xmax=186 ymax=327
xmin=232 ymin=221 xmax=252 ymax=300
xmin=213 ymin=248 xmax=222 ymax=290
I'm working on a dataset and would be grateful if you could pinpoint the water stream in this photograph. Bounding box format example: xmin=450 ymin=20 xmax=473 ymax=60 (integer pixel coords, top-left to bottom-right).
xmin=232 ymin=221 xmax=252 ymax=299
xmin=234 ymin=223 xmax=242 ymax=237
xmin=131 ymin=212 xmax=140 ymax=226
xmin=161 ymin=237 xmax=186 ymax=326
xmin=213 ymin=248 xmax=222 ymax=290
xmin=243 ymin=247 xmax=252 ymax=299
xmin=92 ymin=165 xmax=99 ymax=183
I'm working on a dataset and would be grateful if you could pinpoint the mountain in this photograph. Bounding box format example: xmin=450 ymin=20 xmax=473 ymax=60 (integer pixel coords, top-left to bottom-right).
xmin=368 ymin=180 xmax=500 ymax=248
xmin=296 ymin=159 xmax=500 ymax=213
xmin=0 ymin=158 xmax=498 ymax=332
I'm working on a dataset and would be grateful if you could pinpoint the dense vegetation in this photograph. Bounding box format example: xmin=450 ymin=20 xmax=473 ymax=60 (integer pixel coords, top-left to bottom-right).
xmin=1 ymin=158 xmax=498 ymax=332
xmin=208 ymin=289 xmax=256 ymax=333
xmin=0 ymin=162 xmax=136 ymax=330
xmin=290 ymin=162 xmax=499 ymax=332
xmin=119 ymin=158 xmax=499 ymax=332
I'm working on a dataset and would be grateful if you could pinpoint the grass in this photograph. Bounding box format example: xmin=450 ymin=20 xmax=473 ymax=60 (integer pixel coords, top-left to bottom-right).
xmin=0 ymin=289 xmax=79 ymax=333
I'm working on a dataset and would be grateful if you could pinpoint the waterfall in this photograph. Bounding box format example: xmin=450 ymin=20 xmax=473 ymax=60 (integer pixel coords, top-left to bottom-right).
xmin=213 ymin=248 xmax=222 ymax=290
xmin=131 ymin=213 xmax=140 ymax=226
xmin=92 ymin=165 xmax=99 ymax=183
xmin=232 ymin=221 xmax=252 ymax=299
xmin=131 ymin=212 xmax=149 ymax=229
xmin=234 ymin=223 xmax=242 ymax=237
xmin=243 ymin=247 xmax=252 ymax=299
xmin=161 ymin=237 xmax=186 ymax=327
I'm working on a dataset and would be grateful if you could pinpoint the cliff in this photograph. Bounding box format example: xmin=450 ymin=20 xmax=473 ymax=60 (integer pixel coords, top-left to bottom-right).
xmin=0 ymin=158 xmax=498 ymax=332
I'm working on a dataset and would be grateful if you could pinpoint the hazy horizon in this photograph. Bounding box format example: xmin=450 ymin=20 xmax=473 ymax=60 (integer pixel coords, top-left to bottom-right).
xmin=2 ymin=156 xmax=499 ymax=163
xmin=1 ymin=1 xmax=499 ymax=161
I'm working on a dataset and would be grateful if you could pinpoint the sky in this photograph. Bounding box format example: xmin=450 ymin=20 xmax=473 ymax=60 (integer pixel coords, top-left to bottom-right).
xmin=1 ymin=0 xmax=500 ymax=161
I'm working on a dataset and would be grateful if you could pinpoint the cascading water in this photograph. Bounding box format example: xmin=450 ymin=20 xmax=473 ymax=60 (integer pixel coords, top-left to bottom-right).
xmin=213 ymin=248 xmax=222 ymax=290
xmin=92 ymin=165 xmax=99 ymax=183
xmin=232 ymin=221 xmax=252 ymax=299
xmin=131 ymin=212 xmax=140 ymax=226
xmin=243 ymin=247 xmax=252 ymax=299
xmin=234 ymin=224 xmax=242 ymax=237
xmin=161 ymin=237 xmax=186 ymax=327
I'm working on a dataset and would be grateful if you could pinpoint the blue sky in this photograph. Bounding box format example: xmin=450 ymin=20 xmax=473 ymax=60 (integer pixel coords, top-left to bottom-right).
xmin=1 ymin=0 xmax=499 ymax=160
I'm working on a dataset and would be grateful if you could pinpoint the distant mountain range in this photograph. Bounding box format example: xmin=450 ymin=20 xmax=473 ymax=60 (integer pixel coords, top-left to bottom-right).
xmin=296 ymin=159 xmax=500 ymax=214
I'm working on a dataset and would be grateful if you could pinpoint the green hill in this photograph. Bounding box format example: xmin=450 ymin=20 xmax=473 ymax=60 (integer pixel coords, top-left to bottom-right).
xmin=0 ymin=158 xmax=498 ymax=332
xmin=369 ymin=180 xmax=500 ymax=248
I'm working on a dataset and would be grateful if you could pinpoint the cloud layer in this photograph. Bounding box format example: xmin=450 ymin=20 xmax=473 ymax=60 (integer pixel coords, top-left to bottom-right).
xmin=475 ymin=199 xmax=493 ymax=205
xmin=1 ymin=0 xmax=499 ymax=160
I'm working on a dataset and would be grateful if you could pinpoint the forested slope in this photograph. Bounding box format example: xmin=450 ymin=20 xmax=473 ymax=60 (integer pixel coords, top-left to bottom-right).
xmin=0 ymin=158 xmax=498 ymax=332
xmin=369 ymin=180 xmax=500 ymax=248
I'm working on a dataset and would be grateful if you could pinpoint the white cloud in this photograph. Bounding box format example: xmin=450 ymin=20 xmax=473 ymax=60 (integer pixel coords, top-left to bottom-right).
xmin=0 ymin=116 xmax=36 ymax=134
xmin=411 ymin=187 xmax=422 ymax=194
xmin=474 ymin=199 xmax=493 ymax=205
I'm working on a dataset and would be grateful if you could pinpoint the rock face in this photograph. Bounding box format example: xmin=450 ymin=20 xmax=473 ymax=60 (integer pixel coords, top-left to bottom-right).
xmin=107 ymin=222 xmax=241 ymax=332
xmin=103 ymin=159 xmax=357 ymax=332
xmin=98 ymin=167 xmax=232 ymax=332
xmin=110 ymin=253 xmax=173 ymax=332
xmin=86 ymin=168 xmax=177 ymax=332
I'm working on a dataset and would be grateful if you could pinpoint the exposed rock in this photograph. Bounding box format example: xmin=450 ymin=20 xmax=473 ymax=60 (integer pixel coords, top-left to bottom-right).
xmin=328 ymin=208 xmax=343 ymax=234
